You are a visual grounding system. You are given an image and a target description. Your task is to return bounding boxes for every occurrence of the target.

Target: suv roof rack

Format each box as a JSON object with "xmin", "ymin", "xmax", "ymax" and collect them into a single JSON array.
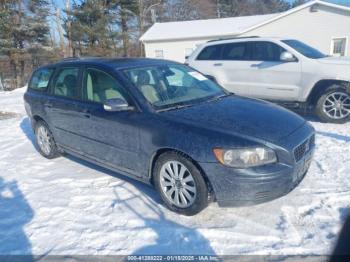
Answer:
[{"xmin": 207, "ymin": 36, "xmax": 259, "ymax": 43}]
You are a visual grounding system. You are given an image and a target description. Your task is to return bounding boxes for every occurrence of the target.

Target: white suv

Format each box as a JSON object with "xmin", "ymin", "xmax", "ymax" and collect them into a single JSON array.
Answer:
[{"xmin": 187, "ymin": 37, "xmax": 350, "ymax": 123}]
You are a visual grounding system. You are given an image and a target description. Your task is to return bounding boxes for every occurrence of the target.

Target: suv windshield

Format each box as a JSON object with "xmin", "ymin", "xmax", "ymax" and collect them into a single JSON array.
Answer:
[
  {"xmin": 282, "ymin": 39, "xmax": 327, "ymax": 59},
  {"xmin": 123, "ymin": 64, "xmax": 226, "ymax": 110}
]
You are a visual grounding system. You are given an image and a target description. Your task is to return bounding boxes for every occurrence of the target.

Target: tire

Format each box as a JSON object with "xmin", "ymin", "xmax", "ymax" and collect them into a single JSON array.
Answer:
[
  {"xmin": 153, "ymin": 152, "xmax": 208, "ymax": 216},
  {"xmin": 34, "ymin": 120, "xmax": 60, "ymax": 159},
  {"xmin": 315, "ymin": 85, "xmax": 350, "ymax": 123}
]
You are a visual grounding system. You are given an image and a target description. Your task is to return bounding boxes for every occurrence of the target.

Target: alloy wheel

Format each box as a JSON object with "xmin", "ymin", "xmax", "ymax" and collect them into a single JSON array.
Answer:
[
  {"xmin": 37, "ymin": 125, "xmax": 52, "ymax": 155},
  {"xmin": 322, "ymin": 91, "xmax": 350, "ymax": 120},
  {"xmin": 159, "ymin": 161, "xmax": 197, "ymax": 208}
]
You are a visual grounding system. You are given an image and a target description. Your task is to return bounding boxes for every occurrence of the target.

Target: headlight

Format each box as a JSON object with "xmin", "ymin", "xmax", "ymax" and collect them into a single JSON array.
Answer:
[{"xmin": 213, "ymin": 147, "xmax": 277, "ymax": 168}]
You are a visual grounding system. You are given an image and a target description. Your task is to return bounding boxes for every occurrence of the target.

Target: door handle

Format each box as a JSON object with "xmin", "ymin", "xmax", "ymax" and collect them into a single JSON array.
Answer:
[
  {"xmin": 250, "ymin": 63, "xmax": 260, "ymax": 68},
  {"xmin": 213, "ymin": 63, "xmax": 222, "ymax": 67}
]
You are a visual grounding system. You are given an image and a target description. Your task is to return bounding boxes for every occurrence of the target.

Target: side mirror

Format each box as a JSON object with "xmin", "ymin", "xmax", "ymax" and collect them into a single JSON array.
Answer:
[
  {"xmin": 103, "ymin": 98, "xmax": 134, "ymax": 112},
  {"xmin": 280, "ymin": 51, "xmax": 297, "ymax": 62}
]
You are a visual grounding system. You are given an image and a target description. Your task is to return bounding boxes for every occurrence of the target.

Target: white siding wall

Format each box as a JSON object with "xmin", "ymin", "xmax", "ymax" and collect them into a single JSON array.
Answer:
[
  {"xmin": 241, "ymin": 5, "xmax": 350, "ymax": 56},
  {"xmin": 143, "ymin": 5, "xmax": 350, "ymax": 62},
  {"xmin": 143, "ymin": 38, "xmax": 212, "ymax": 63}
]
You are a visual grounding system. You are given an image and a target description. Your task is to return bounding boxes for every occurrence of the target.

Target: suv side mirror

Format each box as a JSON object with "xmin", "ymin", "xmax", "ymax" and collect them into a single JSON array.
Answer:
[
  {"xmin": 280, "ymin": 51, "xmax": 297, "ymax": 62},
  {"xmin": 103, "ymin": 98, "xmax": 134, "ymax": 112}
]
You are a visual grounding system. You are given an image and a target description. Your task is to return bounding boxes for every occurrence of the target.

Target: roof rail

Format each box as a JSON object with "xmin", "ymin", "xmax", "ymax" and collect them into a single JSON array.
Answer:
[
  {"xmin": 58, "ymin": 57, "xmax": 80, "ymax": 62},
  {"xmin": 58, "ymin": 56, "xmax": 103, "ymax": 62},
  {"xmin": 207, "ymin": 36, "xmax": 259, "ymax": 43}
]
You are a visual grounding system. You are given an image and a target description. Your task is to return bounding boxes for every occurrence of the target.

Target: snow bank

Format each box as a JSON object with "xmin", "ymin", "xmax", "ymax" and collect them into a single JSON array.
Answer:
[{"xmin": 0, "ymin": 88, "xmax": 349, "ymax": 255}]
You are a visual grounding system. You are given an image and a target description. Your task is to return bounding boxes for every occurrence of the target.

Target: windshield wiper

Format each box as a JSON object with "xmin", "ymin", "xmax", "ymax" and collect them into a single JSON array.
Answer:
[
  {"xmin": 157, "ymin": 103, "xmax": 194, "ymax": 112},
  {"xmin": 206, "ymin": 93, "xmax": 231, "ymax": 103}
]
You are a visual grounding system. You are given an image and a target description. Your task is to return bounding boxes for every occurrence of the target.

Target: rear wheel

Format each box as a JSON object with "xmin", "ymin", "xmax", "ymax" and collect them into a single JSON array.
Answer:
[
  {"xmin": 154, "ymin": 152, "xmax": 208, "ymax": 216},
  {"xmin": 35, "ymin": 121, "xmax": 60, "ymax": 159},
  {"xmin": 315, "ymin": 85, "xmax": 350, "ymax": 123}
]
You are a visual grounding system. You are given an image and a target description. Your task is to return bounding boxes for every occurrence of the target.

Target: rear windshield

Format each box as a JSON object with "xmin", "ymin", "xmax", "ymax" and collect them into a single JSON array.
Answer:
[{"xmin": 29, "ymin": 68, "xmax": 54, "ymax": 91}]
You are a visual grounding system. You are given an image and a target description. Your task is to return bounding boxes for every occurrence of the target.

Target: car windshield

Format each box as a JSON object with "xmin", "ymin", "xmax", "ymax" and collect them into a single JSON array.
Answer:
[
  {"xmin": 282, "ymin": 39, "xmax": 327, "ymax": 59},
  {"xmin": 123, "ymin": 64, "xmax": 226, "ymax": 110}
]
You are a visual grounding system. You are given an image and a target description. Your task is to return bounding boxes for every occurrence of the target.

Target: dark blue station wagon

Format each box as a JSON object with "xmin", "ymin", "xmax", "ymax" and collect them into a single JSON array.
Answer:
[{"xmin": 24, "ymin": 58, "xmax": 315, "ymax": 215}]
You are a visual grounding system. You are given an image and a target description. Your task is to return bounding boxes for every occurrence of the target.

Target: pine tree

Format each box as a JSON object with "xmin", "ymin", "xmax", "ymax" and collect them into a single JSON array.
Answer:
[
  {"xmin": 27, "ymin": 0, "xmax": 52, "ymax": 67},
  {"xmin": 64, "ymin": 0, "xmax": 117, "ymax": 56},
  {"xmin": 0, "ymin": 0, "xmax": 52, "ymax": 88}
]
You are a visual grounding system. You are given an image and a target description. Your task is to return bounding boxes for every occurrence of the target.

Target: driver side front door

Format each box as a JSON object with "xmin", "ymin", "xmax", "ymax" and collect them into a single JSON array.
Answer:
[{"xmin": 73, "ymin": 67, "xmax": 143, "ymax": 177}]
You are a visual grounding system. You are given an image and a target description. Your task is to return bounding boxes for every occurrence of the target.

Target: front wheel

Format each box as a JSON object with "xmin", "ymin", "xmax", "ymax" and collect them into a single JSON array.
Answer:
[
  {"xmin": 315, "ymin": 86, "xmax": 350, "ymax": 123},
  {"xmin": 154, "ymin": 152, "xmax": 208, "ymax": 216},
  {"xmin": 35, "ymin": 121, "xmax": 60, "ymax": 159}
]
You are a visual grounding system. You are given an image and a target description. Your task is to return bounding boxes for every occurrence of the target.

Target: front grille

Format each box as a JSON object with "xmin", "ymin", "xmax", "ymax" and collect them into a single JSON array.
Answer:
[{"xmin": 293, "ymin": 134, "xmax": 315, "ymax": 162}]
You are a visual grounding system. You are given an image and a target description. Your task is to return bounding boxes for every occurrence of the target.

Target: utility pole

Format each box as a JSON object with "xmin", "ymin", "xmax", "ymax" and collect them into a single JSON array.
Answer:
[
  {"xmin": 66, "ymin": 0, "xmax": 73, "ymax": 57},
  {"xmin": 138, "ymin": 1, "xmax": 162, "ymax": 57}
]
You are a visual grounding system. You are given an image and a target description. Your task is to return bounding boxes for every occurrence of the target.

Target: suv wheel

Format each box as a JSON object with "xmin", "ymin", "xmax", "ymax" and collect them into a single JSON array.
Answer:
[
  {"xmin": 35, "ymin": 121, "xmax": 60, "ymax": 159},
  {"xmin": 154, "ymin": 152, "xmax": 208, "ymax": 216},
  {"xmin": 315, "ymin": 85, "xmax": 350, "ymax": 123}
]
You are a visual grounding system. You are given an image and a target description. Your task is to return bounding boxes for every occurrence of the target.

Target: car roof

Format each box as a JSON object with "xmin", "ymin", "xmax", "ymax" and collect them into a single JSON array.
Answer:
[
  {"xmin": 40, "ymin": 57, "xmax": 180, "ymax": 70},
  {"xmin": 204, "ymin": 36, "xmax": 288, "ymax": 46}
]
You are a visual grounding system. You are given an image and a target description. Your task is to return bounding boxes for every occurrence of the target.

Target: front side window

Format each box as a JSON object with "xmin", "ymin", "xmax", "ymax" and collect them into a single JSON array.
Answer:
[
  {"xmin": 250, "ymin": 41, "xmax": 286, "ymax": 61},
  {"xmin": 222, "ymin": 42, "xmax": 249, "ymax": 60},
  {"xmin": 29, "ymin": 68, "xmax": 54, "ymax": 91},
  {"xmin": 282, "ymin": 39, "xmax": 326, "ymax": 59},
  {"xmin": 53, "ymin": 68, "xmax": 79, "ymax": 98},
  {"xmin": 124, "ymin": 64, "xmax": 225, "ymax": 109},
  {"xmin": 197, "ymin": 44, "xmax": 223, "ymax": 60},
  {"xmin": 84, "ymin": 68, "xmax": 127, "ymax": 104}
]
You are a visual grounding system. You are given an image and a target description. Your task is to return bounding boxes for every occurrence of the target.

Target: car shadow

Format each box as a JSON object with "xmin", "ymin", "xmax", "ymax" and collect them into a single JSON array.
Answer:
[
  {"xmin": 316, "ymin": 131, "xmax": 350, "ymax": 143},
  {"xmin": 0, "ymin": 177, "xmax": 34, "ymax": 260},
  {"xmin": 19, "ymin": 117, "xmax": 216, "ymax": 255},
  {"xmin": 20, "ymin": 117, "xmax": 38, "ymax": 150},
  {"xmin": 19, "ymin": 117, "xmax": 163, "ymax": 205},
  {"xmin": 112, "ymin": 183, "xmax": 216, "ymax": 255}
]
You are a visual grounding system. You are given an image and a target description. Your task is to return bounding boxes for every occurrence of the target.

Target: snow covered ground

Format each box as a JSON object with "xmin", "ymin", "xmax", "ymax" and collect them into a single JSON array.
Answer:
[{"xmin": 0, "ymin": 87, "xmax": 349, "ymax": 256}]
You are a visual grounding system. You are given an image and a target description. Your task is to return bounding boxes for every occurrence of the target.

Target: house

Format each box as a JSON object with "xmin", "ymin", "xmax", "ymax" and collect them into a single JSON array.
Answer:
[{"xmin": 140, "ymin": 0, "xmax": 350, "ymax": 62}]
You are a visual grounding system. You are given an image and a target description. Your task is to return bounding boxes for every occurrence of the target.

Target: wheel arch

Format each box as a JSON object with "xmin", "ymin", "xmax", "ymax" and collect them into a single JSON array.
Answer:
[
  {"xmin": 148, "ymin": 148, "xmax": 215, "ymax": 200},
  {"xmin": 31, "ymin": 115, "xmax": 47, "ymax": 131},
  {"xmin": 307, "ymin": 79, "xmax": 350, "ymax": 106}
]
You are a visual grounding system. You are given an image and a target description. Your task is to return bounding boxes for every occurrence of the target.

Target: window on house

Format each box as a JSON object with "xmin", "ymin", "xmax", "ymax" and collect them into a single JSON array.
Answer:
[
  {"xmin": 332, "ymin": 38, "xmax": 347, "ymax": 57},
  {"xmin": 155, "ymin": 50, "xmax": 164, "ymax": 58}
]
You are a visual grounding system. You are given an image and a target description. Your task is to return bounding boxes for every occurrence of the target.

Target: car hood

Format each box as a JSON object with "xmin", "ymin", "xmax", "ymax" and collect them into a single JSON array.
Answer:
[
  {"xmin": 318, "ymin": 56, "xmax": 350, "ymax": 65},
  {"xmin": 161, "ymin": 96, "xmax": 306, "ymax": 143}
]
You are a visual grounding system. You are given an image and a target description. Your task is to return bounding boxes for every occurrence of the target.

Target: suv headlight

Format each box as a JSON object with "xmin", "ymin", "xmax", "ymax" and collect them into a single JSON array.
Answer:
[{"xmin": 213, "ymin": 147, "xmax": 277, "ymax": 168}]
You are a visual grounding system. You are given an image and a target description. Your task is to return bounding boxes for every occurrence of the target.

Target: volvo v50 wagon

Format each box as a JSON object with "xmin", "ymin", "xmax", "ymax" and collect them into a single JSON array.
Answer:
[{"xmin": 24, "ymin": 58, "xmax": 315, "ymax": 215}]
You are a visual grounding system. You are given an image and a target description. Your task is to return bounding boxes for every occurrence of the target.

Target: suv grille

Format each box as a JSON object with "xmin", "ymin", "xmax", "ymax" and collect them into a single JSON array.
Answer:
[{"xmin": 294, "ymin": 134, "xmax": 315, "ymax": 162}]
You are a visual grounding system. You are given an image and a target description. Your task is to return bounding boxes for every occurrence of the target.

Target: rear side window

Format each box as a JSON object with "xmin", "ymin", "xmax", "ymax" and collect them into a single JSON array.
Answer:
[
  {"xmin": 250, "ymin": 41, "xmax": 286, "ymax": 61},
  {"xmin": 196, "ymin": 44, "xmax": 223, "ymax": 60},
  {"xmin": 222, "ymin": 42, "xmax": 249, "ymax": 60},
  {"xmin": 53, "ymin": 68, "xmax": 80, "ymax": 99},
  {"xmin": 29, "ymin": 68, "xmax": 54, "ymax": 91}
]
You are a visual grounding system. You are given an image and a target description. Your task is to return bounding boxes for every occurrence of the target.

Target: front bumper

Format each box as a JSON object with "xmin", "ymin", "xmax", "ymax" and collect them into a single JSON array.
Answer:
[
  {"xmin": 200, "ymin": 124, "xmax": 315, "ymax": 207},
  {"xmin": 201, "ymin": 149, "xmax": 313, "ymax": 207}
]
